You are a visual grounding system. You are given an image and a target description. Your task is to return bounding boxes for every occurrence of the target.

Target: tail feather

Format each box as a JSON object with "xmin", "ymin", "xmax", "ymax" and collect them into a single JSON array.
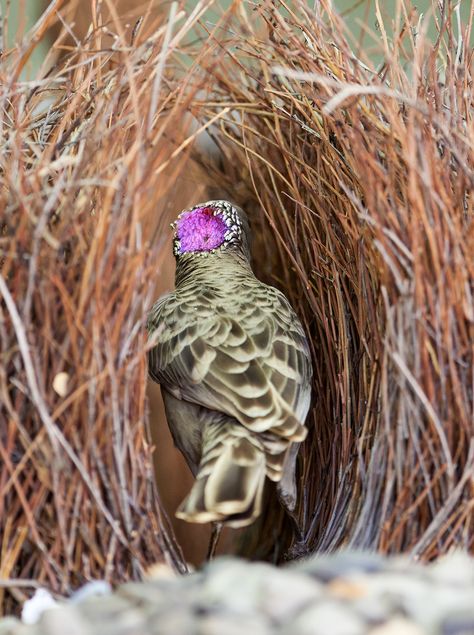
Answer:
[
  {"xmin": 176, "ymin": 436, "xmax": 266, "ymax": 528},
  {"xmin": 175, "ymin": 477, "xmax": 220, "ymax": 524},
  {"xmin": 207, "ymin": 438, "xmax": 266, "ymax": 514}
]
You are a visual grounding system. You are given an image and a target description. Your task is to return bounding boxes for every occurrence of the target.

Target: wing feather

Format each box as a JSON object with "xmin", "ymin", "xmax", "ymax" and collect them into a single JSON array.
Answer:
[{"xmin": 148, "ymin": 283, "xmax": 312, "ymax": 455}]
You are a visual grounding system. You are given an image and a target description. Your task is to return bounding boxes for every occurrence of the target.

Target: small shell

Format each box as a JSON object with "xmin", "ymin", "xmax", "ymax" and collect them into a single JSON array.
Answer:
[{"xmin": 52, "ymin": 372, "xmax": 69, "ymax": 397}]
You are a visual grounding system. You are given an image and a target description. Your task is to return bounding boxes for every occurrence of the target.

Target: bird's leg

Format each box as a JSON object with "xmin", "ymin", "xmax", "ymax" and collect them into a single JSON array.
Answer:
[{"xmin": 207, "ymin": 522, "xmax": 223, "ymax": 561}]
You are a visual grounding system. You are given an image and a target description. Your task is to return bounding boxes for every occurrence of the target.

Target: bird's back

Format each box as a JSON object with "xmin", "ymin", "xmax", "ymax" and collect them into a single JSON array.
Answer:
[
  {"xmin": 148, "ymin": 260, "xmax": 311, "ymax": 526},
  {"xmin": 149, "ymin": 262, "xmax": 311, "ymax": 433}
]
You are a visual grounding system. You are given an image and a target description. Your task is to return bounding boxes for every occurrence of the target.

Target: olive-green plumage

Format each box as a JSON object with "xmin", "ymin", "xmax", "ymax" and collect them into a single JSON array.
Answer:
[{"xmin": 147, "ymin": 200, "xmax": 312, "ymax": 528}]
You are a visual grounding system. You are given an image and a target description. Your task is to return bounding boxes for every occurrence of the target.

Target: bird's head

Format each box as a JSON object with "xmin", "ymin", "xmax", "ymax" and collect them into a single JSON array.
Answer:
[{"xmin": 171, "ymin": 200, "xmax": 250, "ymax": 260}]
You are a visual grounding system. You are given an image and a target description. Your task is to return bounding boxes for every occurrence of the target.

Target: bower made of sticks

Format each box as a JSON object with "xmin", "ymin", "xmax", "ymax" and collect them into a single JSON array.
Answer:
[{"xmin": 0, "ymin": 0, "xmax": 473, "ymax": 616}]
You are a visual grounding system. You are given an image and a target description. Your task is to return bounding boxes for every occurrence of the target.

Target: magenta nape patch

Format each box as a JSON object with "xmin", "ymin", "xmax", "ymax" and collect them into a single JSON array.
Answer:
[{"xmin": 176, "ymin": 207, "xmax": 228, "ymax": 253}]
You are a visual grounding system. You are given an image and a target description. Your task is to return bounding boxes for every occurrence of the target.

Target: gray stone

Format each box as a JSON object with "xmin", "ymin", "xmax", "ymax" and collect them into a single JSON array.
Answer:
[
  {"xmin": 440, "ymin": 613, "xmax": 474, "ymax": 635},
  {"xmin": 198, "ymin": 613, "xmax": 271, "ymax": 635},
  {"xmin": 201, "ymin": 559, "xmax": 322, "ymax": 621},
  {"xmin": 297, "ymin": 552, "xmax": 387, "ymax": 582},
  {"xmin": 257, "ymin": 568, "xmax": 323, "ymax": 621},
  {"xmin": 148, "ymin": 609, "xmax": 196, "ymax": 635},
  {"xmin": 117, "ymin": 580, "xmax": 170, "ymax": 605},
  {"xmin": 36, "ymin": 606, "xmax": 89, "ymax": 635},
  {"xmin": 282, "ymin": 601, "xmax": 365, "ymax": 635},
  {"xmin": 0, "ymin": 618, "xmax": 23, "ymax": 635},
  {"xmin": 103, "ymin": 609, "xmax": 149, "ymax": 635},
  {"xmin": 0, "ymin": 552, "xmax": 473, "ymax": 635},
  {"xmin": 429, "ymin": 553, "xmax": 474, "ymax": 587},
  {"xmin": 352, "ymin": 593, "xmax": 394, "ymax": 625},
  {"xmin": 70, "ymin": 581, "xmax": 112, "ymax": 604},
  {"xmin": 76, "ymin": 593, "xmax": 138, "ymax": 623},
  {"xmin": 354, "ymin": 572, "xmax": 474, "ymax": 632},
  {"xmin": 200, "ymin": 559, "xmax": 274, "ymax": 613},
  {"xmin": 369, "ymin": 618, "xmax": 425, "ymax": 635}
]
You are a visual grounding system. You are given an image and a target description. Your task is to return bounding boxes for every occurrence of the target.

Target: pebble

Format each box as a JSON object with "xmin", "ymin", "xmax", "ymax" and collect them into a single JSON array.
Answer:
[
  {"xmin": 0, "ymin": 618, "xmax": 22, "ymax": 635},
  {"xmin": 21, "ymin": 591, "xmax": 58, "ymax": 626},
  {"xmin": 200, "ymin": 558, "xmax": 322, "ymax": 621},
  {"xmin": 70, "ymin": 581, "xmax": 111, "ymax": 604},
  {"xmin": 36, "ymin": 606, "xmax": 88, "ymax": 635},
  {"xmin": 298, "ymin": 551, "xmax": 387, "ymax": 581},
  {"xmin": 429, "ymin": 553, "xmax": 474, "ymax": 586},
  {"xmin": 0, "ymin": 552, "xmax": 472, "ymax": 635},
  {"xmin": 199, "ymin": 613, "xmax": 271, "ymax": 635},
  {"xmin": 285, "ymin": 601, "xmax": 365, "ymax": 635},
  {"xmin": 369, "ymin": 618, "xmax": 425, "ymax": 635}
]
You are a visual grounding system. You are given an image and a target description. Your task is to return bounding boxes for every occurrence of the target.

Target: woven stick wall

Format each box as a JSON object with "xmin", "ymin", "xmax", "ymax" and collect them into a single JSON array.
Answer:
[
  {"xmin": 0, "ymin": 1, "xmax": 208, "ymax": 613},
  {"xmin": 191, "ymin": 0, "xmax": 474, "ymax": 559}
]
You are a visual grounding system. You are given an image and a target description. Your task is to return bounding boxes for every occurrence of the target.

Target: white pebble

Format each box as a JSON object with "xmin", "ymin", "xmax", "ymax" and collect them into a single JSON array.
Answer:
[{"xmin": 22, "ymin": 588, "xmax": 59, "ymax": 625}]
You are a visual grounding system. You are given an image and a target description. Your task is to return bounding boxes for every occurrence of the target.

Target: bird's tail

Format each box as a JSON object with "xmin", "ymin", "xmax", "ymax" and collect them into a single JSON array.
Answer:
[{"xmin": 176, "ymin": 421, "xmax": 267, "ymax": 528}]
